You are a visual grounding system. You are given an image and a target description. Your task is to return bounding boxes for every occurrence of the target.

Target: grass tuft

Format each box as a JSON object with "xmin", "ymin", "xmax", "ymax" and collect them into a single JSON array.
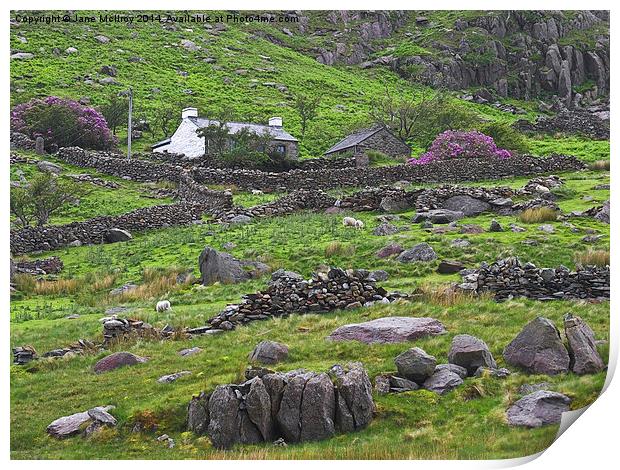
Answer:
[
  {"xmin": 324, "ymin": 241, "xmax": 356, "ymax": 257},
  {"xmin": 574, "ymin": 250, "xmax": 610, "ymax": 267},
  {"xmin": 589, "ymin": 160, "xmax": 610, "ymax": 171},
  {"xmin": 518, "ymin": 207, "xmax": 558, "ymax": 223}
]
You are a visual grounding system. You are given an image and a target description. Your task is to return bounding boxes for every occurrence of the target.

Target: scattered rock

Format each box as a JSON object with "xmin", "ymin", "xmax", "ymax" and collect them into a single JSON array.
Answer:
[
  {"xmin": 376, "ymin": 243, "xmax": 403, "ymax": 258},
  {"xmin": 36, "ymin": 160, "xmax": 62, "ymax": 174},
  {"xmin": 448, "ymin": 334, "xmax": 497, "ymax": 376},
  {"xmin": 451, "ymin": 238, "xmax": 471, "ymax": 248},
  {"xmin": 104, "ymin": 228, "xmax": 132, "ymax": 243},
  {"xmin": 423, "ymin": 369, "xmax": 463, "ymax": 394},
  {"xmin": 394, "ymin": 347, "xmax": 436, "ymax": 383},
  {"xmin": 93, "ymin": 351, "xmax": 147, "ymax": 374},
  {"xmin": 437, "ymin": 260, "xmax": 466, "ymax": 274},
  {"xmin": 538, "ymin": 224, "xmax": 555, "ymax": 233},
  {"xmin": 373, "ymin": 222, "xmax": 399, "ymax": 236},
  {"xmin": 503, "ymin": 317, "xmax": 570, "ymax": 375},
  {"xmin": 158, "ymin": 371, "xmax": 192, "ymax": 383},
  {"xmin": 47, "ymin": 405, "xmax": 115, "ymax": 439},
  {"xmin": 413, "ymin": 209, "xmax": 464, "ymax": 224},
  {"xmin": 249, "ymin": 341, "xmax": 289, "ymax": 365},
  {"xmin": 506, "ymin": 391, "xmax": 571, "ymax": 427},
  {"xmin": 198, "ymin": 246, "xmax": 269, "ymax": 285},
  {"xmin": 328, "ymin": 317, "xmax": 446, "ymax": 344},
  {"xmin": 396, "ymin": 243, "xmax": 437, "ymax": 262},
  {"xmin": 564, "ymin": 314, "xmax": 605, "ymax": 375},
  {"xmin": 473, "ymin": 366, "xmax": 511, "ymax": 378},
  {"xmin": 368, "ymin": 269, "xmax": 389, "ymax": 282},
  {"xmin": 489, "ymin": 219, "xmax": 503, "ymax": 232},
  {"xmin": 442, "ymin": 195, "xmax": 490, "ymax": 216},
  {"xmin": 435, "ymin": 363, "xmax": 468, "ymax": 379},
  {"xmin": 179, "ymin": 347, "xmax": 203, "ymax": 357}
]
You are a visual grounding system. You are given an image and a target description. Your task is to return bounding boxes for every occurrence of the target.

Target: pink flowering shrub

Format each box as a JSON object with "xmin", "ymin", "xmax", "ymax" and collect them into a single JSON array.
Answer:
[
  {"xmin": 408, "ymin": 130, "xmax": 512, "ymax": 165},
  {"xmin": 11, "ymin": 96, "xmax": 117, "ymax": 150}
]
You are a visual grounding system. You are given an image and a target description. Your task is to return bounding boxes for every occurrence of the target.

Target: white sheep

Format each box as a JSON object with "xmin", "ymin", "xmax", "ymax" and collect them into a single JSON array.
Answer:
[
  {"xmin": 354, "ymin": 219, "xmax": 364, "ymax": 230},
  {"xmin": 251, "ymin": 189, "xmax": 264, "ymax": 195},
  {"xmin": 156, "ymin": 300, "xmax": 171, "ymax": 312},
  {"xmin": 342, "ymin": 216, "xmax": 357, "ymax": 228}
]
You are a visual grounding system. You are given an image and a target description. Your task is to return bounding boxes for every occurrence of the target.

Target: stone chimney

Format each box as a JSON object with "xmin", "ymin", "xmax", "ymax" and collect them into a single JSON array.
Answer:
[
  {"xmin": 182, "ymin": 107, "xmax": 198, "ymax": 119},
  {"xmin": 268, "ymin": 117, "xmax": 283, "ymax": 128}
]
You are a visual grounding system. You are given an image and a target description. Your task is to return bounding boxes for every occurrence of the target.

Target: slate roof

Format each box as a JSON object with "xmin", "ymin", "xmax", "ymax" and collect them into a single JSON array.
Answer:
[
  {"xmin": 324, "ymin": 126, "xmax": 383, "ymax": 154},
  {"xmin": 151, "ymin": 137, "xmax": 171, "ymax": 149},
  {"xmin": 188, "ymin": 117, "xmax": 298, "ymax": 142}
]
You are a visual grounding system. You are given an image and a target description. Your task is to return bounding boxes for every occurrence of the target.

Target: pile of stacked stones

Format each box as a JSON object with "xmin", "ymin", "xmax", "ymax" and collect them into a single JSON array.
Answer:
[
  {"xmin": 12, "ymin": 339, "xmax": 99, "ymax": 365},
  {"xmin": 337, "ymin": 186, "xmax": 420, "ymax": 212},
  {"xmin": 375, "ymin": 334, "xmax": 508, "ymax": 395},
  {"xmin": 10, "ymin": 132, "xmax": 36, "ymax": 151},
  {"xmin": 175, "ymin": 171, "xmax": 232, "ymax": 206},
  {"xmin": 201, "ymin": 268, "xmax": 404, "ymax": 333},
  {"xmin": 187, "ymin": 362, "xmax": 374, "ymax": 449},
  {"xmin": 213, "ymin": 190, "xmax": 337, "ymax": 223},
  {"xmin": 67, "ymin": 173, "xmax": 120, "ymax": 189},
  {"xmin": 458, "ymin": 257, "xmax": 610, "ymax": 301},
  {"xmin": 10, "ymin": 152, "xmax": 32, "ymax": 164},
  {"xmin": 582, "ymin": 200, "xmax": 610, "ymax": 224},
  {"xmin": 101, "ymin": 316, "xmax": 173, "ymax": 345},
  {"xmin": 415, "ymin": 185, "xmax": 515, "ymax": 213},
  {"xmin": 12, "ymin": 346, "xmax": 37, "ymax": 365},
  {"xmin": 519, "ymin": 175, "xmax": 564, "ymax": 195},
  {"xmin": 12, "ymin": 256, "xmax": 64, "ymax": 275}
]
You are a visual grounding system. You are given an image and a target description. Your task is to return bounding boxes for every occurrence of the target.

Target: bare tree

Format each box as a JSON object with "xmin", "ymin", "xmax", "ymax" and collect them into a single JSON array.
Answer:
[{"xmin": 294, "ymin": 93, "xmax": 321, "ymax": 139}]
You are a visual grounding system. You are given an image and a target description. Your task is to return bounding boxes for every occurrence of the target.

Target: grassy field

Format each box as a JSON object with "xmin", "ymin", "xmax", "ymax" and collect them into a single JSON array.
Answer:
[{"xmin": 10, "ymin": 152, "xmax": 610, "ymax": 459}]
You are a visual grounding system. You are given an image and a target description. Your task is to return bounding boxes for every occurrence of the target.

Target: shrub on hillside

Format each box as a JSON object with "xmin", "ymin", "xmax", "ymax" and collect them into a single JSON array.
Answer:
[
  {"xmin": 408, "ymin": 130, "xmax": 512, "ymax": 165},
  {"xmin": 518, "ymin": 207, "xmax": 558, "ymax": 223},
  {"xmin": 479, "ymin": 122, "xmax": 530, "ymax": 155},
  {"xmin": 10, "ymin": 96, "xmax": 117, "ymax": 151}
]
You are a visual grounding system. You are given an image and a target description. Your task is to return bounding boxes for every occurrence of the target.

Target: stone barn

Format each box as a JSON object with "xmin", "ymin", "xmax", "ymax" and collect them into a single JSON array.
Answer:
[
  {"xmin": 152, "ymin": 107, "xmax": 299, "ymax": 159},
  {"xmin": 324, "ymin": 126, "xmax": 411, "ymax": 162}
]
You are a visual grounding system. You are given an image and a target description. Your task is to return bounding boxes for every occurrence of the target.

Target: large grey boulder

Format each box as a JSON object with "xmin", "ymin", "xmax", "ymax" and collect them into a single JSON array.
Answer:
[
  {"xmin": 327, "ymin": 316, "xmax": 446, "ymax": 344},
  {"xmin": 442, "ymin": 195, "xmax": 491, "ymax": 216},
  {"xmin": 277, "ymin": 372, "xmax": 312, "ymax": 443},
  {"xmin": 594, "ymin": 200, "xmax": 610, "ymax": 224},
  {"xmin": 208, "ymin": 384, "xmax": 261, "ymax": 449},
  {"xmin": 199, "ymin": 246, "xmax": 269, "ymax": 285},
  {"xmin": 380, "ymin": 196, "xmax": 412, "ymax": 213},
  {"xmin": 187, "ymin": 392, "xmax": 210, "ymax": 435},
  {"xmin": 435, "ymin": 363, "xmax": 468, "ymax": 379},
  {"xmin": 396, "ymin": 243, "xmax": 437, "ymax": 263},
  {"xmin": 373, "ymin": 222, "xmax": 399, "ymax": 236},
  {"xmin": 564, "ymin": 314, "xmax": 605, "ymax": 375},
  {"xmin": 331, "ymin": 362, "xmax": 374, "ymax": 432},
  {"xmin": 47, "ymin": 405, "xmax": 115, "ymax": 438},
  {"xmin": 503, "ymin": 317, "xmax": 570, "ymax": 375},
  {"xmin": 423, "ymin": 369, "xmax": 463, "ymax": 394},
  {"xmin": 394, "ymin": 347, "xmax": 437, "ymax": 383},
  {"xmin": 93, "ymin": 351, "xmax": 147, "ymax": 374},
  {"xmin": 248, "ymin": 341, "xmax": 289, "ymax": 365},
  {"xmin": 300, "ymin": 373, "xmax": 336, "ymax": 442},
  {"xmin": 506, "ymin": 390, "xmax": 571, "ymax": 427},
  {"xmin": 448, "ymin": 334, "xmax": 497, "ymax": 376},
  {"xmin": 104, "ymin": 228, "xmax": 132, "ymax": 243},
  {"xmin": 413, "ymin": 209, "xmax": 464, "ymax": 224},
  {"xmin": 36, "ymin": 160, "xmax": 62, "ymax": 174}
]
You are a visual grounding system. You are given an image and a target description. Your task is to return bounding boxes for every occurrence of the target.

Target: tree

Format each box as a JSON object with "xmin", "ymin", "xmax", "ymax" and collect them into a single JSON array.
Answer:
[
  {"xmin": 370, "ymin": 87, "xmax": 482, "ymax": 149},
  {"xmin": 100, "ymin": 94, "xmax": 129, "ymax": 135},
  {"xmin": 294, "ymin": 93, "xmax": 321, "ymax": 140},
  {"xmin": 10, "ymin": 173, "xmax": 87, "ymax": 228},
  {"xmin": 196, "ymin": 120, "xmax": 231, "ymax": 158},
  {"xmin": 153, "ymin": 105, "xmax": 178, "ymax": 138}
]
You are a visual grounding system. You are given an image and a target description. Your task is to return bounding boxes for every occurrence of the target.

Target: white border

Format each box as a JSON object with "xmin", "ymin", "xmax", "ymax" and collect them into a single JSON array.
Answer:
[{"xmin": 2, "ymin": 1, "xmax": 618, "ymax": 468}]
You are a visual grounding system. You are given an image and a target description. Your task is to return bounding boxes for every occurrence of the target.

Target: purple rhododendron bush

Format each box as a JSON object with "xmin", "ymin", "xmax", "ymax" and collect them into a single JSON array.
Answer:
[
  {"xmin": 11, "ymin": 96, "xmax": 117, "ymax": 150},
  {"xmin": 409, "ymin": 130, "xmax": 512, "ymax": 165}
]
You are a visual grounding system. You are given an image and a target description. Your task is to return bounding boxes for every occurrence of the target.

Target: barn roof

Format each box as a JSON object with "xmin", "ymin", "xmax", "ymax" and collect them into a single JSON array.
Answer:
[{"xmin": 323, "ymin": 126, "xmax": 384, "ymax": 154}]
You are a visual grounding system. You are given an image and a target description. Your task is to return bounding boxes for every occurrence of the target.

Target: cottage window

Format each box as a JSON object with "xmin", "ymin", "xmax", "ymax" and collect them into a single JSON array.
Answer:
[{"xmin": 276, "ymin": 144, "xmax": 286, "ymax": 154}]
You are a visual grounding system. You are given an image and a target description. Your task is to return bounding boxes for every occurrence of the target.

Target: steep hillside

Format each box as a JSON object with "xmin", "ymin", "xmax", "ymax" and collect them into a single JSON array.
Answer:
[{"xmin": 10, "ymin": 10, "xmax": 556, "ymax": 157}]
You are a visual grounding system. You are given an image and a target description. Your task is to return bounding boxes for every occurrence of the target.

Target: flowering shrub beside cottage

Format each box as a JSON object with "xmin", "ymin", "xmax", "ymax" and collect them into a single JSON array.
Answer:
[
  {"xmin": 408, "ymin": 130, "xmax": 512, "ymax": 165},
  {"xmin": 10, "ymin": 96, "xmax": 117, "ymax": 151}
]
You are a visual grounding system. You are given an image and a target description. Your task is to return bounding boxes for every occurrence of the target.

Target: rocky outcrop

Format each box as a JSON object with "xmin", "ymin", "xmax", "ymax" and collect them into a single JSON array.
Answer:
[
  {"xmin": 47, "ymin": 405, "xmax": 116, "ymax": 438},
  {"xmin": 506, "ymin": 391, "xmax": 571, "ymax": 427},
  {"xmin": 187, "ymin": 363, "xmax": 374, "ymax": 449},
  {"xmin": 92, "ymin": 351, "xmax": 148, "ymax": 374},
  {"xmin": 503, "ymin": 317, "xmax": 570, "ymax": 375},
  {"xmin": 13, "ymin": 256, "xmax": 63, "ymax": 275},
  {"xmin": 248, "ymin": 341, "xmax": 289, "ymax": 365},
  {"xmin": 458, "ymin": 257, "xmax": 610, "ymax": 301},
  {"xmin": 327, "ymin": 316, "xmax": 446, "ymax": 344}
]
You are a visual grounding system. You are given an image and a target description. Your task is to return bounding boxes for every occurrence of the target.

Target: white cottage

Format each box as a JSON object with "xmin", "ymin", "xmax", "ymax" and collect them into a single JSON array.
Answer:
[{"xmin": 152, "ymin": 107, "xmax": 299, "ymax": 159}]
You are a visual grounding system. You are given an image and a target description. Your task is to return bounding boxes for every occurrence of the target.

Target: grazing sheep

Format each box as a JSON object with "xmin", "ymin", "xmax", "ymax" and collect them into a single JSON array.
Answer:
[
  {"xmin": 343, "ymin": 216, "xmax": 357, "ymax": 228},
  {"xmin": 156, "ymin": 300, "xmax": 171, "ymax": 312},
  {"xmin": 251, "ymin": 189, "xmax": 264, "ymax": 195},
  {"xmin": 354, "ymin": 219, "xmax": 365, "ymax": 230}
]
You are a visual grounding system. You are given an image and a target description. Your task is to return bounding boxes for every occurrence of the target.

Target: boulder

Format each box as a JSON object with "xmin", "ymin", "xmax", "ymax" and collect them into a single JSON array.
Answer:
[
  {"xmin": 442, "ymin": 195, "xmax": 491, "ymax": 216},
  {"xmin": 327, "ymin": 316, "xmax": 446, "ymax": 344},
  {"xmin": 376, "ymin": 243, "xmax": 403, "ymax": 258},
  {"xmin": 396, "ymin": 243, "xmax": 437, "ymax": 263},
  {"xmin": 198, "ymin": 246, "xmax": 269, "ymax": 285},
  {"xmin": 93, "ymin": 351, "xmax": 147, "ymax": 374},
  {"xmin": 435, "ymin": 363, "xmax": 468, "ymax": 379},
  {"xmin": 473, "ymin": 366, "xmax": 511, "ymax": 378},
  {"xmin": 380, "ymin": 196, "xmax": 412, "ymax": 212},
  {"xmin": 594, "ymin": 200, "xmax": 610, "ymax": 224},
  {"xmin": 489, "ymin": 219, "xmax": 504, "ymax": 232},
  {"xmin": 208, "ymin": 385, "xmax": 260, "ymax": 449},
  {"xmin": 448, "ymin": 334, "xmax": 497, "ymax": 376},
  {"xmin": 413, "ymin": 209, "xmax": 464, "ymax": 224},
  {"xmin": 373, "ymin": 222, "xmax": 399, "ymax": 236},
  {"xmin": 331, "ymin": 363, "xmax": 374, "ymax": 432},
  {"xmin": 249, "ymin": 341, "xmax": 289, "ymax": 365},
  {"xmin": 388, "ymin": 376, "xmax": 419, "ymax": 392},
  {"xmin": 300, "ymin": 373, "xmax": 336, "ymax": 442},
  {"xmin": 506, "ymin": 390, "xmax": 571, "ymax": 427},
  {"xmin": 47, "ymin": 405, "xmax": 115, "ymax": 438},
  {"xmin": 503, "ymin": 317, "xmax": 570, "ymax": 375},
  {"xmin": 460, "ymin": 224, "xmax": 485, "ymax": 234},
  {"xmin": 179, "ymin": 347, "xmax": 203, "ymax": 357},
  {"xmin": 36, "ymin": 160, "xmax": 62, "ymax": 174},
  {"xmin": 229, "ymin": 214, "xmax": 252, "ymax": 224},
  {"xmin": 437, "ymin": 260, "xmax": 466, "ymax": 274},
  {"xmin": 104, "ymin": 228, "xmax": 132, "ymax": 243},
  {"xmin": 423, "ymin": 369, "xmax": 463, "ymax": 394},
  {"xmin": 564, "ymin": 314, "xmax": 605, "ymax": 375},
  {"xmin": 394, "ymin": 347, "xmax": 437, "ymax": 383},
  {"xmin": 368, "ymin": 269, "xmax": 389, "ymax": 282},
  {"xmin": 277, "ymin": 372, "xmax": 314, "ymax": 443}
]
